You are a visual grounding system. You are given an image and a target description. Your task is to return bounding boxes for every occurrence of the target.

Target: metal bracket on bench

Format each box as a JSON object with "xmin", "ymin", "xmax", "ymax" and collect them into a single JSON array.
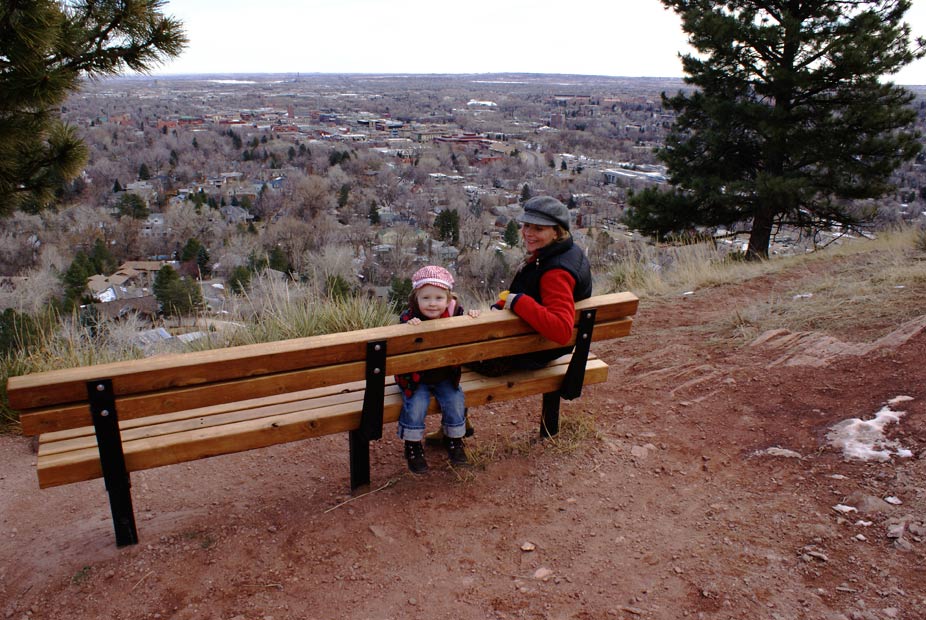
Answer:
[
  {"xmin": 560, "ymin": 308, "xmax": 596, "ymax": 401},
  {"xmin": 87, "ymin": 379, "xmax": 138, "ymax": 547},
  {"xmin": 349, "ymin": 339, "xmax": 387, "ymax": 491},
  {"xmin": 359, "ymin": 340, "xmax": 387, "ymax": 441}
]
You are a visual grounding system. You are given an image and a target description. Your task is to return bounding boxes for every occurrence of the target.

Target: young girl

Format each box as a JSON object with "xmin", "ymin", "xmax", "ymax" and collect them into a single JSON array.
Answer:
[{"xmin": 395, "ymin": 265, "xmax": 479, "ymax": 473}]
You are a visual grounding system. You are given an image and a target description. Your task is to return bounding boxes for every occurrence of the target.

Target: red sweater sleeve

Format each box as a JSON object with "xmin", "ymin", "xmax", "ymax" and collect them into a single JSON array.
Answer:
[{"xmin": 509, "ymin": 269, "xmax": 576, "ymax": 345}]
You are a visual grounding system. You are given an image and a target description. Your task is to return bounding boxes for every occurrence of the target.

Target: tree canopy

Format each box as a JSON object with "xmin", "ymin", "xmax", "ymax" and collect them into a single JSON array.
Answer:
[
  {"xmin": 180, "ymin": 238, "xmax": 210, "ymax": 277},
  {"xmin": 434, "ymin": 209, "xmax": 460, "ymax": 245},
  {"xmin": 153, "ymin": 265, "xmax": 203, "ymax": 319},
  {"xmin": 503, "ymin": 219, "xmax": 520, "ymax": 246},
  {"xmin": 0, "ymin": 0, "xmax": 186, "ymax": 216},
  {"xmin": 116, "ymin": 193, "xmax": 149, "ymax": 219},
  {"xmin": 625, "ymin": 0, "xmax": 925, "ymax": 259}
]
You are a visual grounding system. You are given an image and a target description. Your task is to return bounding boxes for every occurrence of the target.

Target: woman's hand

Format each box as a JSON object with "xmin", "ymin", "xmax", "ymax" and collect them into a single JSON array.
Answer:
[
  {"xmin": 492, "ymin": 290, "xmax": 519, "ymax": 311},
  {"xmin": 491, "ymin": 290, "xmax": 513, "ymax": 310}
]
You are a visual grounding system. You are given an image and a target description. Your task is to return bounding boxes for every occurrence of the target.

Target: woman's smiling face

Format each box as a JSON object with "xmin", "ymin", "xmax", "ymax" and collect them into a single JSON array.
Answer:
[{"xmin": 520, "ymin": 222, "xmax": 557, "ymax": 253}]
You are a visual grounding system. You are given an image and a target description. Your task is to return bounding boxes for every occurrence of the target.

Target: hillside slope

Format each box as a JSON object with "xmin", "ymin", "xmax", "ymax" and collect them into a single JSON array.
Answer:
[{"xmin": 1, "ymin": 249, "xmax": 924, "ymax": 620}]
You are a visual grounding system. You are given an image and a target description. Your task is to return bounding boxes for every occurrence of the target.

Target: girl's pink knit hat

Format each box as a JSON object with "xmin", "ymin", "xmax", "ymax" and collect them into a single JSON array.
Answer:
[{"xmin": 411, "ymin": 265, "xmax": 454, "ymax": 291}]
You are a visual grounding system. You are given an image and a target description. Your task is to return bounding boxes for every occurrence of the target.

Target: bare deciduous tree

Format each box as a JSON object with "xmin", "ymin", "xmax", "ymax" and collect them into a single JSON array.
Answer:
[{"xmin": 288, "ymin": 174, "xmax": 333, "ymax": 220}]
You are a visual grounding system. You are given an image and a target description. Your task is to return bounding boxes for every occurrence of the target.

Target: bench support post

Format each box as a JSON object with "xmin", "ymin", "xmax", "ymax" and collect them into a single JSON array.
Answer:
[
  {"xmin": 87, "ymin": 379, "xmax": 138, "ymax": 547},
  {"xmin": 541, "ymin": 392, "xmax": 560, "ymax": 438},
  {"xmin": 348, "ymin": 431, "xmax": 371, "ymax": 491},
  {"xmin": 350, "ymin": 340, "xmax": 387, "ymax": 491},
  {"xmin": 561, "ymin": 309, "xmax": 596, "ymax": 400},
  {"xmin": 542, "ymin": 309, "xmax": 597, "ymax": 438}
]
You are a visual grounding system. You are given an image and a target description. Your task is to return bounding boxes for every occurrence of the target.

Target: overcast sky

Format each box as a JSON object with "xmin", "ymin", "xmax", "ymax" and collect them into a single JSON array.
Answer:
[{"xmin": 156, "ymin": 1, "xmax": 926, "ymax": 85}]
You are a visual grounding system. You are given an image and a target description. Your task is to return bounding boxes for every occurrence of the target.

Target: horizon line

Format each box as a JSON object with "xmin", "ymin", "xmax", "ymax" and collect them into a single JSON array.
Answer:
[{"xmin": 117, "ymin": 70, "xmax": 925, "ymax": 87}]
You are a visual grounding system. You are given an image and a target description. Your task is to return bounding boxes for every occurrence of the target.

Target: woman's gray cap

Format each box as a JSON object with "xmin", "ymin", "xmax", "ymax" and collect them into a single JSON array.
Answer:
[{"xmin": 517, "ymin": 196, "xmax": 570, "ymax": 230}]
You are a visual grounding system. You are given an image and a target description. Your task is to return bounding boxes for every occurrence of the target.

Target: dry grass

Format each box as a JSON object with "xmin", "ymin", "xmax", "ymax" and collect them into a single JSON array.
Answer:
[
  {"xmin": 460, "ymin": 410, "xmax": 601, "ymax": 476},
  {"xmin": 189, "ymin": 273, "xmax": 396, "ymax": 349},
  {"xmin": 605, "ymin": 227, "xmax": 926, "ymax": 344},
  {"xmin": 4, "ymin": 226, "xmax": 924, "ymax": 431},
  {"xmin": 711, "ymin": 228, "xmax": 926, "ymax": 342},
  {"xmin": 0, "ymin": 287, "xmax": 396, "ymax": 429},
  {"xmin": 605, "ymin": 240, "xmax": 780, "ymax": 298}
]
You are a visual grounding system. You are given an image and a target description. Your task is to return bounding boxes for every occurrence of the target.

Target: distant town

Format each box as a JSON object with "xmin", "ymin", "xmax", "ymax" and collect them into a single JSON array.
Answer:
[{"xmin": 1, "ymin": 73, "xmax": 924, "ymax": 334}]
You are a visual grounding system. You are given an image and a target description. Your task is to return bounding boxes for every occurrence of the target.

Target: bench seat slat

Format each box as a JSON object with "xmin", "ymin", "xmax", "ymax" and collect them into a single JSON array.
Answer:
[
  {"xmin": 39, "ymin": 382, "xmax": 378, "ymax": 455},
  {"xmin": 9, "ymin": 293, "xmax": 637, "ymax": 411},
  {"xmin": 39, "ymin": 379, "xmax": 370, "ymax": 444},
  {"xmin": 36, "ymin": 357, "xmax": 609, "ymax": 488}
]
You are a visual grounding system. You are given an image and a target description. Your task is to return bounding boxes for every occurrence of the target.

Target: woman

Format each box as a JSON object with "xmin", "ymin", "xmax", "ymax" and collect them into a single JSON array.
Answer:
[
  {"xmin": 426, "ymin": 196, "xmax": 592, "ymax": 445},
  {"xmin": 473, "ymin": 195, "xmax": 593, "ymax": 375}
]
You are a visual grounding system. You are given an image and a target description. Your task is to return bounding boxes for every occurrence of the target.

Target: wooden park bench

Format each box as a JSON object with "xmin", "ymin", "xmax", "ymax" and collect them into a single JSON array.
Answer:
[{"xmin": 6, "ymin": 292, "xmax": 638, "ymax": 547}]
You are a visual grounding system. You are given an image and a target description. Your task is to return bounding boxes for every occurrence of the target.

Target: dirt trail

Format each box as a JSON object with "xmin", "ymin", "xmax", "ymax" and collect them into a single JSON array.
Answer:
[{"xmin": 1, "ymin": 262, "xmax": 924, "ymax": 620}]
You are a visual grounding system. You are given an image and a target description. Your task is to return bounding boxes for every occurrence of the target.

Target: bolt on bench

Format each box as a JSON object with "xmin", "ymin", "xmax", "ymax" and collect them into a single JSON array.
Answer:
[{"xmin": 7, "ymin": 292, "xmax": 638, "ymax": 547}]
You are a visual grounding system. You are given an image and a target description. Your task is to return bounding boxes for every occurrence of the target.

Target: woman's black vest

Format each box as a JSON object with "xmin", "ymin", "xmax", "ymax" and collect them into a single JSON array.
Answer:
[
  {"xmin": 506, "ymin": 237, "xmax": 592, "ymax": 367},
  {"xmin": 509, "ymin": 237, "xmax": 592, "ymax": 303}
]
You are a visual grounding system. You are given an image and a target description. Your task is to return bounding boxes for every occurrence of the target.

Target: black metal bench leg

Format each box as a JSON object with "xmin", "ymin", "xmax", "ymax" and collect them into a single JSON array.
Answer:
[
  {"xmin": 350, "ymin": 340, "xmax": 386, "ymax": 492},
  {"xmin": 87, "ymin": 380, "xmax": 138, "ymax": 547},
  {"xmin": 348, "ymin": 430, "xmax": 371, "ymax": 492},
  {"xmin": 541, "ymin": 391, "xmax": 561, "ymax": 438},
  {"xmin": 106, "ymin": 476, "xmax": 138, "ymax": 547}
]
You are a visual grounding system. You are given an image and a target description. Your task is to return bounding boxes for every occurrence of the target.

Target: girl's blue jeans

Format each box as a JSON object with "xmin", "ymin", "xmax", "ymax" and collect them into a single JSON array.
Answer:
[{"xmin": 397, "ymin": 379, "xmax": 467, "ymax": 442}]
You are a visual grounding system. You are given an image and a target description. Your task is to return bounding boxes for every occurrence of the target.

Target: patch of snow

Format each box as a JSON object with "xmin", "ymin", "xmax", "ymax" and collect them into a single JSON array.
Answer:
[
  {"xmin": 755, "ymin": 447, "xmax": 802, "ymax": 458},
  {"xmin": 826, "ymin": 396, "xmax": 914, "ymax": 461}
]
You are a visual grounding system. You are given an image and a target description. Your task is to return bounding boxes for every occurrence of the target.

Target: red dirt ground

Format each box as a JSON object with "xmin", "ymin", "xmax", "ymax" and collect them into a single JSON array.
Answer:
[{"xmin": 2, "ymin": 258, "xmax": 925, "ymax": 620}]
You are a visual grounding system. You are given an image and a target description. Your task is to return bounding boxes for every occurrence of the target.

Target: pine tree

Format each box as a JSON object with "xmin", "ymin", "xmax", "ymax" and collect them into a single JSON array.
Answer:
[
  {"xmin": 626, "ymin": 0, "xmax": 924, "ymax": 259},
  {"xmin": 61, "ymin": 251, "xmax": 95, "ymax": 308},
  {"xmin": 0, "ymin": 0, "xmax": 186, "ymax": 216},
  {"xmin": 325, "ymin": 274, "xmax": 352, "ymax": 300},
  {"xmin": 179, "ymin": 238, "xmax": 209, "ymax": 276},
  {"xmin": 88, "ymin": 238, "xmax": 117, "ymax": 275},
  {"xmin": 268, "ymin": 247, "xmax": 292, "ymax": 274},
  {"xmin": 389, "ymin": 277, "xmax": 413, "ymax": 312},
  {"xmin": 180, "ymin": 239, "xmax": 201, "ymax": 263},
  {"xmin": 338, "ymin": 184, "xmax": 350, "ymax": 209},
  {"xmin": 116, "ymin": 193, "xmax": 149, "ymax": 219},
  {"xmin": 227, "ymin": 265, "xmax": 252, "ymax": 294},
  {"xmin": 153, "ymin": 265, "xmax": 203, "ymax": 319},
  {"xmin": 434, "ymin": 209, "xmax": 460, "ymax": 245},
  {"xmin": 196, "ymin": 246, "xmax": 211, "ymax": 277},
  {"xmin": 504, "ymin": 220, "xmax": 520, "ymax": 246}
]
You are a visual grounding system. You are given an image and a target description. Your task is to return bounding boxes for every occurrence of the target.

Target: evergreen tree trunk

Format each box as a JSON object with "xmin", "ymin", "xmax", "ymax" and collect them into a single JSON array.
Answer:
[{"xmin": 747, "ymin": 206, "xmax": 774, "ymax": 260}]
